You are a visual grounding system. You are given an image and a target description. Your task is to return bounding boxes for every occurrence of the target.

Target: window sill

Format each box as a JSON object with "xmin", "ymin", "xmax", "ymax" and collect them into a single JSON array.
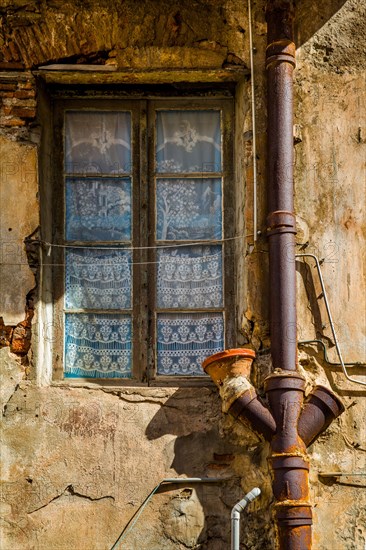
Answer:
[{"xmin": 51, "ymin": 377, "xmax": 215, "ymax": 390}]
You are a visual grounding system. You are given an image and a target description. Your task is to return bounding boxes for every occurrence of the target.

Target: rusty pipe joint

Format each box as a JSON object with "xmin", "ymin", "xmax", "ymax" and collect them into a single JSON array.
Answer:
[
  {"xmin": 270, "ymin": 457, "xmax": 312, "ymax": 548},
  {"xmin": 264, "ymin": 372, "xmax": 313, "ymax": 548},
  {"xmin": 298, "ymin": 385, "xmax": 345, "ymax": 447},
  {"xmin": 203, "ymin": 349, "xmax": 276, "ymax": 441},
  {"xmin": 267, "ymin": 211, "xmax": 297, "ymax": 237},
  {"xmin": 266, "ymin": 39, "xmax": 296, "ymax": 69},
  {"xmin": 264, "ymin": 371, "xmax": 307, "ymax": 454},
  {"xmin": 275, "ymin": 502, "xmax": 312, "ymax": 549}
]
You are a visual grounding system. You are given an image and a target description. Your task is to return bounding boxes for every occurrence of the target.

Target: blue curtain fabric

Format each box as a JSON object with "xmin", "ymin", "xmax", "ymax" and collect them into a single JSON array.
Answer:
[{"xmin": 63, "ymin": 108, "xmax": 224, "ymax": 378}]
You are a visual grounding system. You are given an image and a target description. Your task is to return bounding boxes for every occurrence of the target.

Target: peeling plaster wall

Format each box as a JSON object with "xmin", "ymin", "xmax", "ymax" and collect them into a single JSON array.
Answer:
[
  {"xmin": 0, "ymin": 138, "xmax": 38, "ymax": 325},
  {"xmin": 293, "ymin": 3, "xmax": 366, "ymax": 547},
  {"xmin": 1, "ymin": 350, "xmax": 273, "ymax": 550},
  {"xmin": 1, "ymin": 0, "xmax": 365, "ymax": 549}
]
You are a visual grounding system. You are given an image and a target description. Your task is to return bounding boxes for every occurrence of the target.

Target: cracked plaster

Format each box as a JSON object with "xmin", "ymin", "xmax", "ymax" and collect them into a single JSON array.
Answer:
[{"xmin": 0, "ymin": 0, "xmax": 365, "ymax": 548}]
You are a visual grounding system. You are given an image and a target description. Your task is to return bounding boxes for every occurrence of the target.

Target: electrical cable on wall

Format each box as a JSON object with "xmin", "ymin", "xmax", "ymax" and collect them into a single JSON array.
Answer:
[
  {"xmin": 248, "ymin": 0, "xmax": 258, "ymax": 242},
  {"xmin": 296, "ymin": 253, "xmax": 366, "ymax": 387}
]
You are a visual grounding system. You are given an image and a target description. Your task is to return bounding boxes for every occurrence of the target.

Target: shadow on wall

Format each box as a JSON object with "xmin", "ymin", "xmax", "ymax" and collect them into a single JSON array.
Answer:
[
  {"xmin": 296, "ymin": 260, "xmax": 366, "ymax": 397},
  {"xmin": 294, "ymin": 0, "xmax": 347, "ymax": 46},
  {"xmin": 145, "ymin": 388, "xmax": 273, "ymax": 550}
]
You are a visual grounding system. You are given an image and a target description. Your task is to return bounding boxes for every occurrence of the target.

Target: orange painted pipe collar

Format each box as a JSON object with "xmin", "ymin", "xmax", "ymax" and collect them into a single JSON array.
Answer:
[{"xmin": 202, "ymin": 348, "xmax": 256, "ymax": 371}]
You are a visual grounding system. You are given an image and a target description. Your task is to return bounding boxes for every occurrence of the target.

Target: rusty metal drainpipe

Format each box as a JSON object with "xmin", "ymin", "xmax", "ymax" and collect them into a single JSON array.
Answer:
[
  {"xmin": 203, "ymin": 349, "xmax": 345, "ymax": 549},
  {"xmin": 265, "ymin": 1, "xmax": 312, "ymax": 548},
  {"xmin": 202, "ymin": 2, "xmax": 345, "ymax": 549},
  {"xmin": 266, "ymin": 0, "xmax": 297, "ymax": 374}
]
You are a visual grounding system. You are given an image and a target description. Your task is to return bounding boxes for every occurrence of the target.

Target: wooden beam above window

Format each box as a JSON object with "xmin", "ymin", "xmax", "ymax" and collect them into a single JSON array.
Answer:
[{"xmin": 34, "ymin": 67, "xmax": 249, "ymax": 86}]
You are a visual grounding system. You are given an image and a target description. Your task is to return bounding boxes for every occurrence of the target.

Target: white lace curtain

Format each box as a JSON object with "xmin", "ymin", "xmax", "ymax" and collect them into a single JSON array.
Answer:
[
  {"xmin": 156, "ymin": 110, "xmax": 221, "ymax": 173},
  {"xmin": 63, "ymin": 109, "xmax": 225, "ymax": 378},
  {"xmin": 64, "ymin": 313, "xmax": 132, "ymax": 379},
  {"xmin": 155, "ymin": 110, "xmax": 224, "ymax": 375},
  {"xmin": 65, "ymin": 111, "xmax": 131, "ymax": 174},
  {"xmin": 157, "ymin": 313, "xmax": 224, "ymax": 376}
]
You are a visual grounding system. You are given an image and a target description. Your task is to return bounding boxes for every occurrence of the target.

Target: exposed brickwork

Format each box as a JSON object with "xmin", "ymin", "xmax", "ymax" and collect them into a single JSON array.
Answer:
[
  {"xmin": 0, "ymin": 316, "xmax": 32, "ymax": 355},
  {"xmin": 0, "ymin": 316, "xmax": 13, "ymax": 347},
  {"xmin": 9, "ymin": 307, "xmax": 33, "ymax": 355},
  {"xmin": 0, "ymin": 72, "xmax": 36, "ymax": 128},
  {"xmin": 0, "ymin": 1, "xmax": 247, "ymax": 70},
  {"xmin": 0, "ymin": 2, "xmax": 365, "ymax": 550}
]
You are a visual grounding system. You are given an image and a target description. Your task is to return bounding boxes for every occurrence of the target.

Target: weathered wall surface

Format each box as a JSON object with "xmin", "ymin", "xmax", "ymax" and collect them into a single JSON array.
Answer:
[
  {"xmin": 1, "ymin": 0, "xmax": 365, "ymax": 549},
  {"xmin": 293, "ymin": 2, "xmax": 366, "ymax": 547},
  {"xmin": 0, "ymin": 136, "xmax": 38, "ymax": 325},
  {"xmin": 1, "ymin": 364, "xmax": 274, "ymax": 549}
]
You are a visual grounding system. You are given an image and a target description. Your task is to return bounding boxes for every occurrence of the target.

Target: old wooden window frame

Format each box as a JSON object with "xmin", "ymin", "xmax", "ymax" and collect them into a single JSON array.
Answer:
[{"xmin": 50, "ymin": 91, "xmax": 235, "ymax": 385}]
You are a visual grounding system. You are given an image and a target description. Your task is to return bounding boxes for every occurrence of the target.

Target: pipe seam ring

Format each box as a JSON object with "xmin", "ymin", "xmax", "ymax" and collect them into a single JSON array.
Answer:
[
  {"xmin": 274, "ymin": 501, "xmax": 313, "ymax": 525},
  {"xmin": 269, "ymin": 452, "xmax": 309, "ymax": 459},
  {"xmin": 266, "ymin": 54, "xmax": 296, "ymax": 69},
  {"xmin": 275, "ymin": 503, "xmax": 313, "ymax": 525},
  {"xmin": 267, "ymin": 211, "xmax": 297, "ymax": 235},
  {"xmin": 275, "ymin": 502, "xmax": 312, "ymax": 507},
  {"xmin": 266, "ymin": 39, "xmax": 295, "ymax": 54},
  {"xmin": 264, "ymin": 372, "xmax": 306, "ymax": 392},
  {"xmin": 269, "ymin": 455, "xmax": 310, "ymax": 470},
  {"xmin": 267, "ymin": 210, "xmax": 296, "ymax": 227},
  {"xmin": 267, "ymin": 226, "xmax": 297, "ymax": 236}
]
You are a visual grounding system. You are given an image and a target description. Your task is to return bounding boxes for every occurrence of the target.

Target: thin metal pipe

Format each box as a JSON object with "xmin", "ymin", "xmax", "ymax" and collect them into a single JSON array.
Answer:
[
  {"xmin": 231, "ymin": 487, "xmax": 261, "ymax": 550},
  {"xmin": 296, "ymin": 253, "xmax": 366, "ymax": 387},
  {"xmin": 298, "ymin": 339, "xmax": 366, "ymax": 367},
  {"xmin": 248, "ymin": 0, "xmax": 258, "ymax": 241},
  {"xmin": 110, "ymin": 477, "xmax": 227, "ymax": 550},
  {"xmin": 257, "ymin": 341, "xmax": 365, "ymax": 367},
  {"xmin": 319, "ymin": 472, "xmax": 366, "ymax": 477}
]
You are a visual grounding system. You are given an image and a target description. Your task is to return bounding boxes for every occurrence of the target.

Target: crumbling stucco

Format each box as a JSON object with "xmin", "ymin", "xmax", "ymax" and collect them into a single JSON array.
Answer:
[
  {"xmin": 0, "ymin": 138, "xmax": 38, "ymax": 325},
  {"xmin": 1, "ymin": 376, "xmax": 275, "ymax": 549},
  {"xmin": 0, "ymin": 0, "xmax": 365, "ymax": 549}
]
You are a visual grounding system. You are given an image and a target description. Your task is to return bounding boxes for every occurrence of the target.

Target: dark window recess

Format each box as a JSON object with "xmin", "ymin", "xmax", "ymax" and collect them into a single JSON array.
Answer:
[{"xmin": 52, "ymin": 97, "xmax": 234, "ymax": 382}]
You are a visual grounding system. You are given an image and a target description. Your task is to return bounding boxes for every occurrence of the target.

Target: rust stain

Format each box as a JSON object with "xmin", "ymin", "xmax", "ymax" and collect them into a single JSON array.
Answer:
[
  {"xmin": 0, "ymin": 317, "xmax": 13, "ymax": 347},
  {"xmin": 59, "ymin": 404, "xmax": 118, "ymax": 439},
  {"xmin": 9, "ymin": 308, "xmax": 34, "ymax": 355},
  {"xmin": 213, "ymin": 453, "xmax": 235, "ymax": 462}
]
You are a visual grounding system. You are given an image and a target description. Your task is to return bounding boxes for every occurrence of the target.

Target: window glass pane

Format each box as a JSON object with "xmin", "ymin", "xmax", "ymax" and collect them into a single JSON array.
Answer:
[
  {"xmin": 64, "ymin": 313, "xmax": 132, "ymax": 378},
  {"xmin": 156, "ymin": 178, "xmax": 222, "ymax": 241},
  {"xmin": 66, "ymin": 177, "xmax": 131, "ymax": 241},
  {"xmin": 65, "ymin": 249, "xmax": 132, "ymax": 310},
  {"xmin": 156, "ymin": 110, "xmax": 221, "ymax": 173},
  {"xmin": 157, "ymin": 245, "xmax": 222, "ymax": 309},
  {"xmin": 65, "ymin": 111, "xmax": 131, "ymax": 174},
  {"xmin": 157, "ymin": 312, "xmax": 224, "ymax": 375}
]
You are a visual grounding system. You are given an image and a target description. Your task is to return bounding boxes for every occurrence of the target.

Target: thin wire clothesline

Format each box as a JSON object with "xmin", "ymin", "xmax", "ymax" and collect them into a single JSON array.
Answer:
[
  {"xmin": 8, "ymin": 234, "xmax": 254, "ymax": 267},
  {"xmin": 38, "ymin": 233, "xmax": 252, "ymax": 252},
  {"xmin": 7, "ymin": 260, "xmax": 228, "ymax": 266}
]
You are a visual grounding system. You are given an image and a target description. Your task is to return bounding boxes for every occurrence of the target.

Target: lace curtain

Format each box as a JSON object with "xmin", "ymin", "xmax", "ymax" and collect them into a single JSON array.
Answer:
[
  {"xmin": 65, "ymin": 111, "xmax": 131, "ymax": 174},
  {"xmin": 155, "ymin": 110, "xmax": 225, "ymax": 376},
  {"xmin": 157, "ymin": 313, "xmax": 224, "ymax": 375},
  {"xmin": 64, "ymin": 111, "xmax": 133, "ymax": 378},
  {"xmin": 66, "ymin": 177, "xmax": 132, "ymax": 241},
  {"xmin": 157, "ymin": 246, "xmax": 222, "ymax": 309},
  {"xmin": 156, "ymin": 110, "xmax": 221, "ymax": 173},
  {"xmin": 64, "ymin": 314, "xmax": 132, "ymax": 378},
  {"xmin": 65, "ymin": 249, "xmax": 132, "ymax": 310},
  {"xmin": 156, "ymin": 178, "xmax": 222, "ymax": 241},
  {"xmin": 63, "ymin": 108, "xmax": 225, "ymax": 378}
]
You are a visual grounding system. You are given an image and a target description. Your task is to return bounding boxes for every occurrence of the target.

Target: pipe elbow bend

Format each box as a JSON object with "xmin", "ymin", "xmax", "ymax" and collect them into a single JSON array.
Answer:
[{"xmin": 202, "ymin": 349, "xmax": 276, "ymax": 440}]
